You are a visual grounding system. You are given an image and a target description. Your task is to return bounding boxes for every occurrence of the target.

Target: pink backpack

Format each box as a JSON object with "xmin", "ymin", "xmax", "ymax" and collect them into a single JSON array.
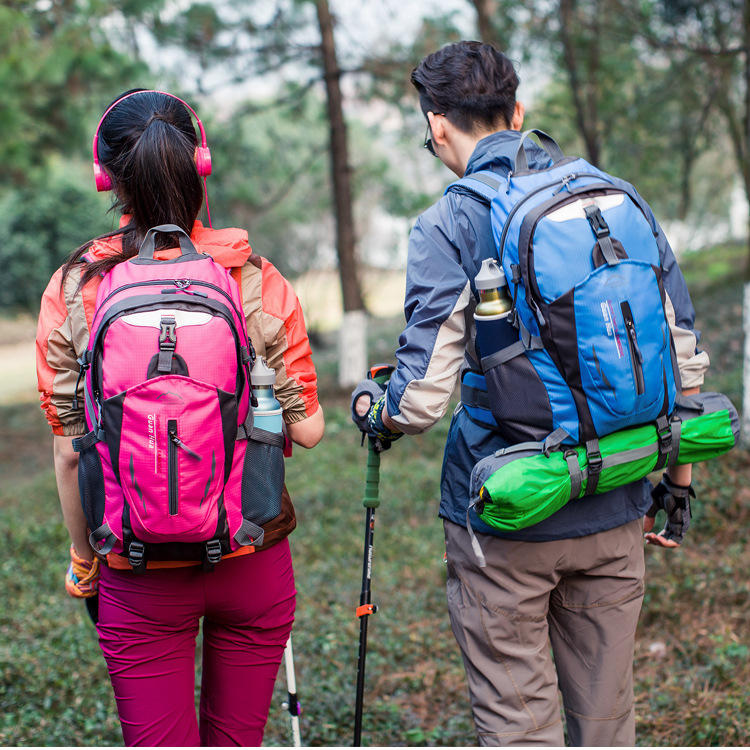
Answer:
[{"xmin": 73, "ymin": 225, "xmax": 285, "ymax": 572}]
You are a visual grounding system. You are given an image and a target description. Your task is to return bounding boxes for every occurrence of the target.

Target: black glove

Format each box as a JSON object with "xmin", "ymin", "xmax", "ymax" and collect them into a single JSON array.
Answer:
[
  {"xmin": 350, "ymin": 379, "xmax": 402, "ymax": 452},
  {"xmin": 646, "ymin": 475, "xmax": 694, "ymax": 545}
]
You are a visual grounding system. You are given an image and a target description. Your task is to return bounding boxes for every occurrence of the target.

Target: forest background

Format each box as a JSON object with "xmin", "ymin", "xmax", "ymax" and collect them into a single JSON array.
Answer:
[{"xmin": 1, "ymin": 0, "xmax": 749, "ymax": 746}]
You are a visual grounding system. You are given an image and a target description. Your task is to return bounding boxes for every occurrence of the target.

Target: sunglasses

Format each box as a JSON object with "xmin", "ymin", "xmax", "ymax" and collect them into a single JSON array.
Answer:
[
  {"xmin": 423, "ymin": 114, "xmax": 445, "ymax": 157},
  {"xmin": 424, "ymin": 122, "xmax": 438, "ymax": 157}
]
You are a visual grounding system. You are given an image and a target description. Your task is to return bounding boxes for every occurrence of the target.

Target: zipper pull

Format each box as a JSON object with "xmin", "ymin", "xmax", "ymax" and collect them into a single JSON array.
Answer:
[
  {"xmin": 553, "ymin": 173, "xmax": 577, "ymax": 195},
  {"xmin": 625, "ymin": 318, "xmax": 644, "ymax": 363},
  {"xmin": 169, "ymin": 430, "xmax": 202, "ymax": 460}
]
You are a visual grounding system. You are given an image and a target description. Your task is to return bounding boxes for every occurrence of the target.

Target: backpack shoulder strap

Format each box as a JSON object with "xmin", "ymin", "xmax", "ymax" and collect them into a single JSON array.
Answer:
[{"xmin": 444, "ymin": 170, "xmax": 503, "ymax": 203}]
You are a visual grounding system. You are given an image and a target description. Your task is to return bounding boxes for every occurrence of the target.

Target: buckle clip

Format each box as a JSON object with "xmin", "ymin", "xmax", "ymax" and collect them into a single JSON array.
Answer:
[
  {"xmin": 657, "ymin": 424, "xmax": 673, "ymax": 455},
  {"xmin": 159, "ymin": 316, "xmax": 177, "ymax": 350},
  {"xmin": 206, "ymin": 539, "xmax": 223, "ymax": 564},
  {"xmin": 128, "ymin": 541, "xmax": 145, "ymax": 573},
  {"xmin": 584, "ymin": 205, "xmax": 610, "ymax": 239},
  {"xmin": 587, "ymin": 448, "xmax": 603, "ymax": 476}
]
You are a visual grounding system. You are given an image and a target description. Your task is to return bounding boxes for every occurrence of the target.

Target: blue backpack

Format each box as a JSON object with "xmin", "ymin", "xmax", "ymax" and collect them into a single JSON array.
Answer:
[{"xmin": 450, "ymin": 130, "xmax": 680, "ymax": 491}]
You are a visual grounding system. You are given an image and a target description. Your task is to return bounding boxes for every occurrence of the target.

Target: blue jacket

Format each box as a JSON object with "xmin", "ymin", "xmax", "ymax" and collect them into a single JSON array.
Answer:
[{"xmin": 386, "ymin": 130, "xmax": 709, "ymax": 541}]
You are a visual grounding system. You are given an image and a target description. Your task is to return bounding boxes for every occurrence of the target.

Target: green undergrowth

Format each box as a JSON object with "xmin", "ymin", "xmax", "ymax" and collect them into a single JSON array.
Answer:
[{"xmin": 1, "ymin": 242, "xmax": 748, "ymax": 746}]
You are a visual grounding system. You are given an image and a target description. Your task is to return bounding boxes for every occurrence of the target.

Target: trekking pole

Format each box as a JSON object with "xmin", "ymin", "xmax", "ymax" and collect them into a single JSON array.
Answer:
[
  {"xmin": 281, "ymin": 635, "xmax": 301, "ymax": 747},
  {"xmin": 353, "ymin": 364, "xmax": 394, "ymax": 747}
]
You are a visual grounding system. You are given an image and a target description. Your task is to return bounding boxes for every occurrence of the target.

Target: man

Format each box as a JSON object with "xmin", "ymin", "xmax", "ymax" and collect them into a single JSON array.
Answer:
[{"xmin": 352, "ymin": 41, "xmax": 708, "ymax": 746}]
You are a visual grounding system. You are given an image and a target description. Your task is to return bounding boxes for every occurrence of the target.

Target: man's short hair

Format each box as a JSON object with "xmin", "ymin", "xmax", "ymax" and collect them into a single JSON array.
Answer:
[{"xmin": 411, "ymin": 41, "xmax": 519, "ymax": 135}]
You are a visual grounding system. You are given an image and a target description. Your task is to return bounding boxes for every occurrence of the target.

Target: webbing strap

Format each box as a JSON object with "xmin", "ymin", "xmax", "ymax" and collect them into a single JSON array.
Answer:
[
  {"xmin": 518, "ymin": 317, "xmax": 544, "ymax": 350},
  {"xmin": 493, "ymin": 440, "xmax": 546, "ymax": 457},
  {"xmin": 465, "ymin": 172, "xmax": 502, "ymax": 191},
  {"xmin": 249, "ymin": 426, "xmax": 285, "ymax": 448},
  {"xmin": 236, "ymin": 410, "xmax": 255, "ymax": 442},
  {"xmin": 479, "ymin": 325, "xmax": 543, "ymax": 372},
  {"xmin": 543, "ymin": 428, "xmax": 569, "ymax": 456},
  {"xmin": 584, "ymin": 439, "xmax": 603, "ymax": 495},
  {"xmin": 72, "ymin": 430, "xmax": 100, "ymax": 452},
  {"xmin": 233, "ymin": 518, "xmax": 265, "ymax": 548},
  {"xmin": 584, "ymin": 204, "xmax": 620, "ymax": 266},
  {"xmin": 157, "ymin": 349, "xmax": 173, "ymax": 373},
  {"xmin": 564, "ymin": 450, "xmax": 583, "ymax": 500},
  {"xmin": 598, "ymin": 235, "xmax": 620, "ymax": 266},
  {"xmin": 83, "ymin": 378, "xmax": 104, "ymax": 441},
  {"xmin": 481, "ymin": 340, "xmax": 525, "ymax": 370},
  {"xmin": 461, "ymin": 381, "xmax": 491, "ymax": 412},
  {"xmin": 666, "ymin": 417, "xmax": 682, "ymax": 468},
  {"xmin": 158, "ymin": 315, "xmax": 177, "ymax": 373},
  {"xmin": 653, "ymin": 414, "xmax": 672, "ymax": 471},
  {"xmin": 89, "ymin": 523, "xmax": 116, "ymax": 555}
]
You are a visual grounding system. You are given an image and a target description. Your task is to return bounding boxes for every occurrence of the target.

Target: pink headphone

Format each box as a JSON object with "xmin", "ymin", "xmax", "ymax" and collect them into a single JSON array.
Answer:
[{"xmin": 92, "ymin": 90, "xmax": 212, "ymax": 192}]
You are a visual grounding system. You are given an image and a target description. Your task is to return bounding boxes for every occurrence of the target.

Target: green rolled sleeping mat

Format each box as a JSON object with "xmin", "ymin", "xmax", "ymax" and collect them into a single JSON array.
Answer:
[{"xmin": 469, "ymin": 392, "xmax": 740, "ymax": 533}]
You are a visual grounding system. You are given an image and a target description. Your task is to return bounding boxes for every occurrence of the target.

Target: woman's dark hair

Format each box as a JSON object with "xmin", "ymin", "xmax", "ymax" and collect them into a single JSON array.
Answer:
[
  {"xmin": 411, "ymin": 41, "xmax": 519, "ymax": 135},
  {"xmin": 63, "ymin": 89, "xmax": 204, "ymax": 287}
]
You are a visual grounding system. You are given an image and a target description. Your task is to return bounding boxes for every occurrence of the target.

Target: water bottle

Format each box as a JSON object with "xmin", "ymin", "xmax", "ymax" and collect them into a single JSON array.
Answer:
[
  {"xmin": 250, "ymin": 357, "xmax": 283, "ymax": 434},
  {"xmin": 474, "ymin": 258, "xmax": 517, "ymax": 361},
  {"xmin": 245, "ymin": 357, "xmax": 285, "ymax": 534}
]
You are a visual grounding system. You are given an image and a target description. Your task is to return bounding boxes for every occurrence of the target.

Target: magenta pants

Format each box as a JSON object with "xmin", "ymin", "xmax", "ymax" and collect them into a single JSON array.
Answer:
[{"xmin": 96, "ymin": 539, "xmax": 296, "ymax": 747}]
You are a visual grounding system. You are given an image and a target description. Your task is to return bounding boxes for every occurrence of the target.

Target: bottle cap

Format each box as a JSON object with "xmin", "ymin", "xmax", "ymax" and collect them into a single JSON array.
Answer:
[
  {"xmin": 475, "ymin": 258, "xmax": 506, "ymax": 290},
  {"xmin": 250, "ymin": 357, "xmax": 275, "ymax": 386}
]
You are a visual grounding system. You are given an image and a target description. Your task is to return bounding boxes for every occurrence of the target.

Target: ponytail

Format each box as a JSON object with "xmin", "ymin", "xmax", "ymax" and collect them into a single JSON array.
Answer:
[{"xmin": 63, "ymin": 91, "xmax": 204, "ymax": 289}]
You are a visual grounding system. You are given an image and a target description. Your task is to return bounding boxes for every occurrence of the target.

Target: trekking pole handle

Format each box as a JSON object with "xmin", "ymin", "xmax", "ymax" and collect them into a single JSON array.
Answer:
[{"xmin": 363, "ymin": 442, "xmax": 381, "ymax": 509}]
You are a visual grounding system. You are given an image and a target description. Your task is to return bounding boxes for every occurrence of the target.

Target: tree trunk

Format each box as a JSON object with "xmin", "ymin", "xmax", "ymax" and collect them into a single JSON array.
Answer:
[
  {"xmin": 559, "ymin": 0, "xmax": 601, "ymax": 166},
  {"xmin": 741, "ymin": 0, "xmax": 750, "ymax": 443},
  {"xmin": 743, "ymin": 282, "xmax": 750, "ymax": 445},
  {"xmin": 471, "ymin": 0, "xmax": 496, "ymax": 45},
  {"xmin": 315, "ymin": 0, "xmax": 367, "ymax": 386},
  {"xmin": 470, "ymin": 0, "xmax": 515, "ymax": 51},
  {"xmin": 744, "ymin": 0, "xmax": 750, "ymax": 277}
]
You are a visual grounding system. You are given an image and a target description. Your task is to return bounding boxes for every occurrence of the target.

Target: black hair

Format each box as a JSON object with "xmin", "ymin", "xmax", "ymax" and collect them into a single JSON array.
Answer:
[
  {"xmin": 411, "ymin": 41, "xmax": 519, "ymax": 135},
  {"xmin": 63, "ymin": 89, "xmax": 204, "ymax": 286}
]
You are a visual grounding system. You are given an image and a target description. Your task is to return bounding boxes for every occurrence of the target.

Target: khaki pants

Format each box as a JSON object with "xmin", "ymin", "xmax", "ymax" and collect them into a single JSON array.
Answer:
[{"xmin": 445, "ymin": 519, "xmax": 645, "ymax": 747}]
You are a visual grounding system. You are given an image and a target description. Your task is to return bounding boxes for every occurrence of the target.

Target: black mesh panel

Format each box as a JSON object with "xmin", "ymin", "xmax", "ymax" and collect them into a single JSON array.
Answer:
[
  {"xmin": 484, "ymin": 354, "xmax": 553, "ymax": 443},
  {"xmin": 77, "ymin": 444, "xmax": 106, "ymax": 531},
  {"xmin": 240, "ymin": 438, "xmax": 285, "ymax": 526}
]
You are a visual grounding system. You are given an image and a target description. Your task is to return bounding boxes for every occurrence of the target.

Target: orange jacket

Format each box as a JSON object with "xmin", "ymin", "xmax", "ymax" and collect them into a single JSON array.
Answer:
[{"xmin": 36, "ymin": 219, "xmax": 319, "ymax": 436}]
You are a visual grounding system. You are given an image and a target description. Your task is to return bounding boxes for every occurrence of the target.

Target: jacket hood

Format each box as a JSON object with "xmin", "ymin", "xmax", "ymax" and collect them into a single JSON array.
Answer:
[{"xmin": 87, "ymin": 218, "xmax": 253, "ymax": 269}]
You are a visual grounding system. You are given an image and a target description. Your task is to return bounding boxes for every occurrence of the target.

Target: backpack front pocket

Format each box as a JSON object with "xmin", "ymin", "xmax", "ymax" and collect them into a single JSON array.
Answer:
[
  {"xmin": 546, "ymin": 259, "xmax": 674, "ymax": 436},
  {"xmin": 102, "ymin": 375, "xmax": 237, "ymax": 543}
]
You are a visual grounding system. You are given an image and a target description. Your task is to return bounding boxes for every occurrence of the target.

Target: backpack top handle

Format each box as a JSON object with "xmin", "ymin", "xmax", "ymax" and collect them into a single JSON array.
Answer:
[
  {"xmin": 136, "ymin": 224, "xmax": 202, "ymax": 262},
  {"xmin": 514, "ymin": 129, "xmax": 566, "ymax": 172}
]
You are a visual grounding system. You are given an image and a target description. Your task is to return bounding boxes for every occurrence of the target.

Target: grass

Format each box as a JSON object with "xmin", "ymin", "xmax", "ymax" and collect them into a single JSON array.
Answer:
[{"xmin": 1, "ymin": 242, "xmax": 749, "ymax": 746}]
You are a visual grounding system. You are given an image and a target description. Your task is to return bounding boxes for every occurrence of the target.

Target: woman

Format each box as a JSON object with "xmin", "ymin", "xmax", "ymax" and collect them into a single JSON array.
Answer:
[{"xmin": 36, "ymin": 89, "xmax": 325, "ymax": 746}]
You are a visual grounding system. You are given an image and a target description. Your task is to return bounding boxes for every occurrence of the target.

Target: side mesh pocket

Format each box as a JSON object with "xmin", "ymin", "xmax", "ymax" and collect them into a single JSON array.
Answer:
[
  {"xmin": 484, "ymin": 351, "xmax": 555, "ymax": 443},
  {"xmin": 73, "ymin": 435, "xmax": 106, "ymax": 533},
  {"xmin": 240, "ymin": 429, "xmax": 285, "ymax": 526}
]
